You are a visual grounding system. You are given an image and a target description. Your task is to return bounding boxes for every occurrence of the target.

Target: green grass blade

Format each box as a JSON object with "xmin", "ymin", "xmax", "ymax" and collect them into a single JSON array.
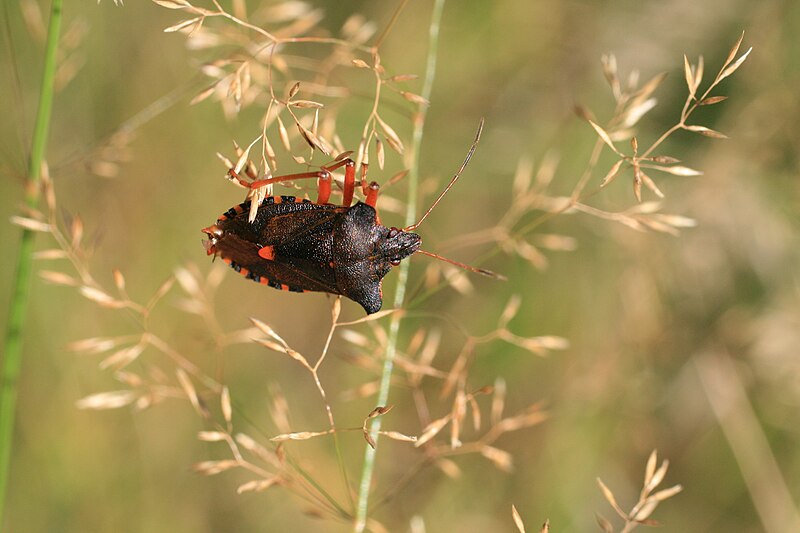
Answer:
[
  {"xmin": 0, "ymin": 0, "xmax": 63, "ymax": 525},
  {"xmin": 353, "ymin": 0, "xmax": 446, "ymax": 530}
]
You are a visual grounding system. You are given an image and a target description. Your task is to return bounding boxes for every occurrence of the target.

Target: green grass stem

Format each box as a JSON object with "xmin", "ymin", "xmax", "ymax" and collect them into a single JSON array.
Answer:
[
  {"xmin": 0, "ymin": 0, "xmax": 63, "ymax": 525},
  {"xmin": 353, "ymin": 0, "xmax": 446, "ymax": 530}
]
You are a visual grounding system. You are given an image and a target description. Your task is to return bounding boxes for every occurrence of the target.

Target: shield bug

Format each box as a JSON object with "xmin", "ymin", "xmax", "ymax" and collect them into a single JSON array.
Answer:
[{"xmin": 202, "ymin": 120, "xmax": 500, "ymax": 314}]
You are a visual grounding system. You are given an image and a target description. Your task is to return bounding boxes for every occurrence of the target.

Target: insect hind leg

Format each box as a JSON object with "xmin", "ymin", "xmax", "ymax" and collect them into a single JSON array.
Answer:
[{"xmin": 246, "ymin": 169, "xmax": 333, "ymax": 204}]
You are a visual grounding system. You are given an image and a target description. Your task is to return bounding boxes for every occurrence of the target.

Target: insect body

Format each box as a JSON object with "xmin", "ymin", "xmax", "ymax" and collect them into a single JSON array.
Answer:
[
  {"xmin": 204, "ymin": 193, "xmax": 420, "ymax": 314},
  {"xmin": 203, "ymin": 121, "xmax": 496, "ymax": 314}
]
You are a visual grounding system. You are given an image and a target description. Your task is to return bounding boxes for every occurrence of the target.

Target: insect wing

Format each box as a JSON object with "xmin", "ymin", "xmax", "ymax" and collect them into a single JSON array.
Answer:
[{"xmin": 214, "ymin": 201, "xmax": 342, "ymax": 294}]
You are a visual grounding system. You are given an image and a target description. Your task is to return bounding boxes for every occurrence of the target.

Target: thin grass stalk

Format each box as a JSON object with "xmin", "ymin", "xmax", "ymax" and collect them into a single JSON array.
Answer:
[
  {"xmin": 353, "ymin": 0, "xmax": 446, "ymax": 530},
  {"xmin": 0, "ymin": 0, "xmax": 63, "ymax": 524}
]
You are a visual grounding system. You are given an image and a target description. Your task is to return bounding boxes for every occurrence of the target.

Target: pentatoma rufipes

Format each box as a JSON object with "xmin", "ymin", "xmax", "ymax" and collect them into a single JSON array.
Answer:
[{"xmin": 202, "ymin": 120, "xmax": 500, "ymax": 314}]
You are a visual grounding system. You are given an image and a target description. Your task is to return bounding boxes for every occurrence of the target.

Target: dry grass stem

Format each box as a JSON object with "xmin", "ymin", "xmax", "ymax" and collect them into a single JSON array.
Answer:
[
  {"xmin": 16, "ymin": 5, "xmax": 751, "ymax": 530},
  {"xmin": 695, "ymin": 352, "xmax": 800, "ymax": 532}
]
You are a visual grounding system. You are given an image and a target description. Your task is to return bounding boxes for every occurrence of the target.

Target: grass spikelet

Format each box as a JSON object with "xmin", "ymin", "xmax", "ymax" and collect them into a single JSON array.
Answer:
[{"xmin": 1, "ymin": 1, "xmax": 762, "ymax": 530}]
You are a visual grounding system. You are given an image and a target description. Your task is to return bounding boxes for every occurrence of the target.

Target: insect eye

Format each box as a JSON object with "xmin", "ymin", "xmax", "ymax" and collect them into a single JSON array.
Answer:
[{"xmin": 388, "ymin": 227, "xmax": 400, "ymax": 239}]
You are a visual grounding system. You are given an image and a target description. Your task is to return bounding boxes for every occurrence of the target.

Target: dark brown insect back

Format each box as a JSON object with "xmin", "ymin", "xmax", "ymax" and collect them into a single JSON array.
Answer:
[{"xmin": 202, "ymin": 120, "xmax": 498, "ymax": 314}]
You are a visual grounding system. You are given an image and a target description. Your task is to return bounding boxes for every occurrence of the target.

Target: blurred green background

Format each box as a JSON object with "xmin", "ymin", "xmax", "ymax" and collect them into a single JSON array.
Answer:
[{"xmin": 1, "ymin": 0, "xmax": 799, "ymax": 531}]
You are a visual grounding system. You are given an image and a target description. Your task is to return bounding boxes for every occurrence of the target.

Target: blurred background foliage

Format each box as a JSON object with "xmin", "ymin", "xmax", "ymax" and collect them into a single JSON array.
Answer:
[{"xmin": 1, "ymin": 0, "xmax": 799, "ymax": 531}]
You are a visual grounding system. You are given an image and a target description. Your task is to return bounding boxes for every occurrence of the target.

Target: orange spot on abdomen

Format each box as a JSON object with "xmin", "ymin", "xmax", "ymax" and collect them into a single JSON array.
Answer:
[{"xmin": 258, "ymin": 245, "xmax": 276, "ymax": 261}]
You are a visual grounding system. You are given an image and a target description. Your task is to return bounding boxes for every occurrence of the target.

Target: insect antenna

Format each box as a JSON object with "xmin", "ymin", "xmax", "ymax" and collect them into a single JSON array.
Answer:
[
  {"xmin": 403, "ymin": 118, "xmax": 484, "ymax": 232},
  {"xmin": 416, "ymin": 249, "xmax": 506, "ymax": 280}
]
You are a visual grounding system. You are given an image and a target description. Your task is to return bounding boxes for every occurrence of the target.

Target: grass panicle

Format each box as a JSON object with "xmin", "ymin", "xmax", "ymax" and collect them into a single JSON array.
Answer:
[{"xmin": 3, "ymin": 2, "xmax": 756, "ymax": 531}]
